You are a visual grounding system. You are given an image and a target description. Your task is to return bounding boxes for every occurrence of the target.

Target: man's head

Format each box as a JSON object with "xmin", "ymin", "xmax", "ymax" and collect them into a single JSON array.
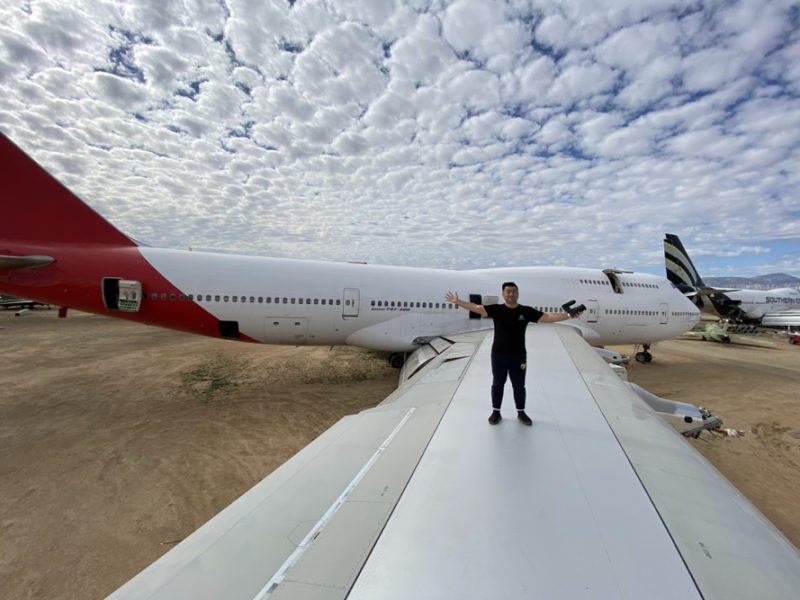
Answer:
[{"xmin": 502, "ymin": 281, "xmax": 519, "ymax": 307}]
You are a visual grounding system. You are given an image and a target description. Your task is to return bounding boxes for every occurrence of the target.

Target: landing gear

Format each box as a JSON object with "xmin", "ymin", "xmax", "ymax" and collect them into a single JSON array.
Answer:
[
  {"xmin": 388, "ymin": 352, "xmax": 405, "ymax": 369},
  {"xmin": 635, "ymin": 344, "xmax": 653, "ymax": 363}
]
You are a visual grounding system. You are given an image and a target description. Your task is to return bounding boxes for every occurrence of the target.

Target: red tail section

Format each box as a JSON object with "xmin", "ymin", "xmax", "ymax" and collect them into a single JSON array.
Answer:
[
  {"xmin": 0, "ymin": 132, "xmax": 258, "ymax": 343},
  {"xmin": 0, "ymin": 132, "xmax": 134, "ymax": 247}
]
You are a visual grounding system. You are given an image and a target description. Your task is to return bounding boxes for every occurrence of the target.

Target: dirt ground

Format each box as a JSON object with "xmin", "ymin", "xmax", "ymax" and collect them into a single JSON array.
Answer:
[{"xmin": 1, "ymin": 310, "xmax": 799, "ymax": 600}]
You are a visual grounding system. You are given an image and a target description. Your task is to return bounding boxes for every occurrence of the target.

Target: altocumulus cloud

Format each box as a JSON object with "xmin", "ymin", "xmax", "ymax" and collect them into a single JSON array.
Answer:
[{"xmin": 0, "ymin": 0, "xmax": 798, "ymax": 277}]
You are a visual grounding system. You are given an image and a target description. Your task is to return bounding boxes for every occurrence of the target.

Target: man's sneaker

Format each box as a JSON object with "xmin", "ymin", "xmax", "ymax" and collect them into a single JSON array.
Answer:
[
  {"xmin": 517, "ymin": 411, "xmax": 533, "ymax": 426},
  {"xmin": 488, "ymin": 410, "xmax": 502, "ymax": 425}
]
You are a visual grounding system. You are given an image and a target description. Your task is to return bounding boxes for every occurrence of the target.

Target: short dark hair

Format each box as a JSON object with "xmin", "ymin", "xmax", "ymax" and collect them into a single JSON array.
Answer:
[{"xmin": 502, "ymin": 281, "xmax": 518, "ymax": 291}]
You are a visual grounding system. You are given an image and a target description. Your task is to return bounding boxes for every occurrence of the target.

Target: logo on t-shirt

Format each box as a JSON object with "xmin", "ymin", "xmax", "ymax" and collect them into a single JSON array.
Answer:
[{"xmin": 518, "ymin": 315, "xmax": 526, "ymax": 321}]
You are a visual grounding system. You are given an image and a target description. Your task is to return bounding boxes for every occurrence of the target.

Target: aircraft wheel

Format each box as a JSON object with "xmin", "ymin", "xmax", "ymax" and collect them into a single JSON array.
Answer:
[
  {"xmin": 645, "ymin": 351, "xmax": 653, "ymax": 362},
  {"xmin": 388, "ymin": 352, "xmax": 405, "ymax": 368},
  {"xmin": 635, "ymin": 352, "xmax": 648, "ymax": 364}
]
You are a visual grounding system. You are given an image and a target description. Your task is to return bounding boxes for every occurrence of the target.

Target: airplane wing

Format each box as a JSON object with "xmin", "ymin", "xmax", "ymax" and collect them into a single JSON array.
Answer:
[
  {"xmin": 107, "ymin": 326, "xmax": 800, "ymax": 600},
  {"xmin": 726, "ymin": 334, "xmax": 775, "ymax": 347}
]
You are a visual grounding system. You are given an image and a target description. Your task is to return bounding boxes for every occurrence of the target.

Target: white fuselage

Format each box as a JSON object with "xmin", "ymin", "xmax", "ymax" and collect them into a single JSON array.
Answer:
[
  {"xmin": 141, "ymin": 248, "xmax": 701, "ymax": 352},
  {"xmin": 724, "ymin": 288, "xmax": 800, "ymax": 320}
]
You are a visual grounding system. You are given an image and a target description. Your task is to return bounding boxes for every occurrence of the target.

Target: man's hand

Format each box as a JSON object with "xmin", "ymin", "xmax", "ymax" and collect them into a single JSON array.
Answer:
[
  {"xmin": 447, "ymin": 291, "xmax": 488, "ymax": 317},
  {"xmin": 567, "ymin": 304, "xmax": 586, "ymax": 318},
  {"xmin": 561, "ymin": 299, "xmax": 586, "ymax": 318}
]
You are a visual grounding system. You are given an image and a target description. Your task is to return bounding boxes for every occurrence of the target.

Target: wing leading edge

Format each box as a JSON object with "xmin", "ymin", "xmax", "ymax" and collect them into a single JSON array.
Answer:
[{"xmin": 107, "ymin": 327, "xmax": 800, "ymax": 600}]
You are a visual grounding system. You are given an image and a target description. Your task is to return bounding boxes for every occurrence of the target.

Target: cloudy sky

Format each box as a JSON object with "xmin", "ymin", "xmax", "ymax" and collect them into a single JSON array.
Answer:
[{"xmin": 1, "ymin": 0, "xmax": 798, "ymax": 277}]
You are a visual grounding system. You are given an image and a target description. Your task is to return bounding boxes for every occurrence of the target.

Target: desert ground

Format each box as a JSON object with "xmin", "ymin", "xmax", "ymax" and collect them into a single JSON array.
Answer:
[{"xmin": 1, "ymin": 309, "xmax": 799, "ymax": 600}]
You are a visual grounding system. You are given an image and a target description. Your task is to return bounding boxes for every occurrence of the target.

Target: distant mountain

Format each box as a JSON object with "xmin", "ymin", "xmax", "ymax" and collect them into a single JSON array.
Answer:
[{"xmin": 704, "ymin": 273, "xmax": 800, "ymax": 290}]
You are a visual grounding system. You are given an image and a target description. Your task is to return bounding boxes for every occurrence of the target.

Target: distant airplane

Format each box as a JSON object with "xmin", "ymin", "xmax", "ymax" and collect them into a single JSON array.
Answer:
[
  {"xmin": 682, "ymin": 321, "xmax": 774, "ymax": 346},
  {"xmin": 0, "ymin": 294, "xmax": 45, "ymax": 310},
  {"xmin": 664, "ymin": 233, "xmax": 800, "ymax": 323},
  {"xmin": 3, "ymin": 132, "xmax": 800, "ymax": 600}
]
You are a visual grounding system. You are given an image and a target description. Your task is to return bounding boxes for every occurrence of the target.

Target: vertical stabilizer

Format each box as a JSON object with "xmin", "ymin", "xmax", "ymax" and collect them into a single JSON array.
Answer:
[
  {"xmin": 663, "ymin": 233, "xmax": 707, "ymax": 290},
  {"xmin": 0, "ymin": 133, "xmax": 135, "ymax": 247}
]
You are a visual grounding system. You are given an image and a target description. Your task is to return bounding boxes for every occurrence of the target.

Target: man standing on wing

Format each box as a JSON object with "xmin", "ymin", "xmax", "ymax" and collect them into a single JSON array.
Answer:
[{"xmin": 446, "ymin": 283, "xmax": 583, "ymax": 426}]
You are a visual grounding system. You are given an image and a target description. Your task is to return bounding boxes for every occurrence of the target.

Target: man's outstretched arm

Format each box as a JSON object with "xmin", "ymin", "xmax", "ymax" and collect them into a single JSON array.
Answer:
[
  {"xmin": 445, "ymin": 291, "xmax": 488, "ymax": 317},
  {"xmin": 539, "ymin": 306, "xmax": 585, "ymax": 322}
]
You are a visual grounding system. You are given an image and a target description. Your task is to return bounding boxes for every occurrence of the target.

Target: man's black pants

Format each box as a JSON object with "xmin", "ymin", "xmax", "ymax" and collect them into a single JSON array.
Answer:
[{"xmin": 490, "ymin": 353, "xmax": 527, "ymax": 410}]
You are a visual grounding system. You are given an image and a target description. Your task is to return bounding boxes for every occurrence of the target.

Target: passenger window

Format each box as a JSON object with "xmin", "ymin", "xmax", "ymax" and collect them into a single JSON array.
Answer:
[{"xmin": 233, "ymin": 296, "xmax": 238, "ymax": 302}]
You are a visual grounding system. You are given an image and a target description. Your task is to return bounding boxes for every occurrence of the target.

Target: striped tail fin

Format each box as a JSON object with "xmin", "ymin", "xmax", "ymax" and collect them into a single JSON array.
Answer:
[{"xmin": 663, "ymin": 233, "xmax": 707, "ymax": 291}]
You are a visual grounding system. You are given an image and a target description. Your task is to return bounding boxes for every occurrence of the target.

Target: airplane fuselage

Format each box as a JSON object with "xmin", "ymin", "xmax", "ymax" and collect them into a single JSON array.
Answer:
[
  {"xmin": 1, "ymin": 244, "xmax": 700, "ymax": 352},
  {"xmin": 721, "ymin": 287, "xmax": 800, "ymax": 321}
]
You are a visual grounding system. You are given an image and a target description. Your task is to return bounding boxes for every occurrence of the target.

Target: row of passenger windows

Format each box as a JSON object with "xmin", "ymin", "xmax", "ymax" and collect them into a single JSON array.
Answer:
[
  {"xmin": 601, "ymin": 309, "xmax": 696, "ymax": 317},
  {"xmin": 144, "ymin": 292, "xmax": 343, "ymax": 305},
  {"xmin": 604, "ymin": 309, "xmax": 659, "ymax": 316},
  {"xmin": 144, "ymin": 292, "xmax": 462, "ymax": 310},
  {"xmin": 372, "ymin": 300, "xmax": 455, "ymax": 309},
  {"xmin": 581, "ymin": 279, "xmax": 659, "ymax": 289}
]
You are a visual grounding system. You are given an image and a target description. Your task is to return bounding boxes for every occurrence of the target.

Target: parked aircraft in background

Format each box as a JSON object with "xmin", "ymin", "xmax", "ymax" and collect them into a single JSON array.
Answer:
[
  {"xmin": 664, "ymin": 233, "xmax": 800, "ymax": 323},
  {"xmin": 0, "ymin": 294, "xmax": 45, "ymax": 310},
  {"xmin": 4, "ymin": 132, "xmax": 800, "ymax": 600},
  {"xmin": 1, "ymin": 133, "xmax": 699, "ymax": 366},
  {"xmin": 682, "ymin": 321, "xmax": 774, "ymax": 347}
]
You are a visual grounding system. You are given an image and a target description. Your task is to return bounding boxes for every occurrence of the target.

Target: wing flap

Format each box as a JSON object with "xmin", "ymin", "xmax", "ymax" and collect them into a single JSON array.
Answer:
[{"xmin": 556, "ymin": 326, "xmax": 800, "ymax": 600}]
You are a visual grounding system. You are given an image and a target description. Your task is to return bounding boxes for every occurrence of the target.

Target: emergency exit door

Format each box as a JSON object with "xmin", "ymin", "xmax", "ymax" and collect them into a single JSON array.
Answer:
[{"xmin": 343, "ymin": 288, "xmax": 360, "ymax": 318}]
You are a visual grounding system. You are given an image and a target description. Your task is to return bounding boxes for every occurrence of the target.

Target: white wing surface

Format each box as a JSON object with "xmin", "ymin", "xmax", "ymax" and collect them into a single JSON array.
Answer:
[{"xmin": 107, "ymin": 326, "xmax": 800, "ymax": 600}]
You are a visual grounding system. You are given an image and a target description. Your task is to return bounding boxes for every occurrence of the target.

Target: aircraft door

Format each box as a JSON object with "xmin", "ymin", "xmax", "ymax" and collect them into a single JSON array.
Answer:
[
  {"xmin": 102, "ymin": 277, "xmax": 142, "ymax": 312},
  {"xmin": 343, "ymin": 288, "xmax": 360, "ymax": 318},
  {"xmin": 660, "ymin": 302, "xmax": 669, "ymax": 324},
  {"xmin": 586, "ymin": 300, "xmax": 598, "ymax": 323}
]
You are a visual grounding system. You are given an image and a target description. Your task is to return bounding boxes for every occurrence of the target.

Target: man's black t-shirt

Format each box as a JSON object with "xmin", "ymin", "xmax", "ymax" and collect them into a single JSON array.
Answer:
[{"xmin": 484, "ymin": 303, "xmax": 544, "ymax": 354}]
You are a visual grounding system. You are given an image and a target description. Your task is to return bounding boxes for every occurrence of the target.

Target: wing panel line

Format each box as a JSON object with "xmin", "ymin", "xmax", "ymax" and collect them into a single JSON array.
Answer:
[{"xmin": 254, "ymin": 408, "xmax": 416, "ymax": 600}]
